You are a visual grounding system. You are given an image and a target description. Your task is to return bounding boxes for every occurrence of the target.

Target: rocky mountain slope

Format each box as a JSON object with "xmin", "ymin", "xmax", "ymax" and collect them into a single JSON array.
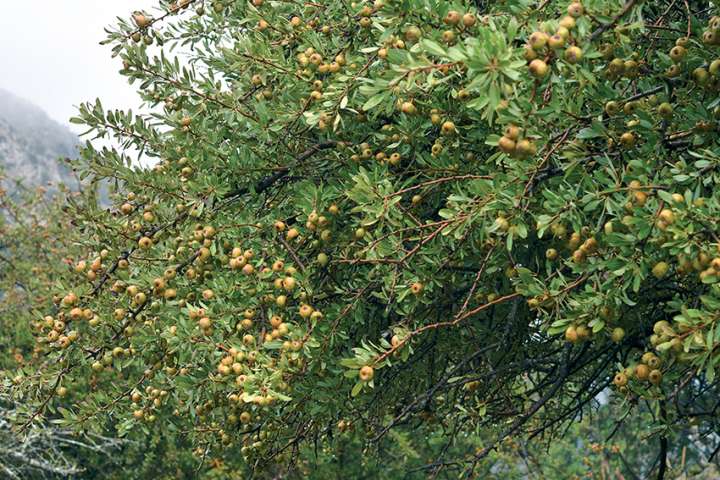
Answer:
[{"xmin": 0, "ymin": 88, "xmax": 79, "ymax": 188}]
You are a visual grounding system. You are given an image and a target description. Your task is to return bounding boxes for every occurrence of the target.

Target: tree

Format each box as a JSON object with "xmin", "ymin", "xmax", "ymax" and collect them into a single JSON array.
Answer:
[
  {"xmin": 6, "ymin": 0, "xmax": 720, "ymax": 477},
  {"xmin": 0, "ymin": 179, "xmax": 79, "ymax": 370},
  {"xmin": 0, "ymin": 392, "xmax": 124, "ymax": 480}
]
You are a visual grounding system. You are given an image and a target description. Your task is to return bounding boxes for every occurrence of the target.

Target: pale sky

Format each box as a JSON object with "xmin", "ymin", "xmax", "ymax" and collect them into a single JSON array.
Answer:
[{"xmin": 0, "ymin": 1, "xmax": 158, "ymax": 132}]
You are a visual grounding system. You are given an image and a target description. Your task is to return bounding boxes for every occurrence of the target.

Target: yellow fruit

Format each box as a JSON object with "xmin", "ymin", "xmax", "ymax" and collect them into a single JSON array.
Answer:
[
  {"xmin": 120, "ymin": 203, "xmax": 134, "ymax": 215},
  {"xmin": 440, "ymin": 121, "xmax": 456, "ymax": 135},
  {"xmin": 359, "ymin": 365, "xmax": 374, "ymax": 382},
  {"xmin": 565, "ymin": 325, "xmax": 578, "ymax": 343},
  {"xmin": 658, "ymin": 209, "xmax": 675, "ymax": 224},
  {"xmin": 282, "ymin": 276, "xmax": 296, "ymax": 291},
  {"xmin": 635, "ymin": 364, "xmax": 650, "ymax": 381},
  {"xmin": 528, "ymin": 31, "xmax": 548, "ymax": 50},
  {"xmin": 504, "ymin": 124, "xmax": 520, "ymax": 141},
  {"xmin": 528, "ymin": 59, "xmax": 549, "ymax": 78},
  {"xmin": 242, "ymin": 263, "xmax": 255, "ymax": 275},
  {"xmin": 648, "ymin": 369, "xmax": 663, "ymax": 385},
  {"xmin": 548, "ymin": 34, "xmax": 565, "ymax": 49},
  {"xmin": 619, "ymin": 132, "xmax": 636, "ymax": 148},
  {"xmin": 564, "ymin": 46, "xmax": 583, "ymax": 64},
  {"xmin": 133, "ymin": 13, "xmax": 150, "ymax": 28},
  {"xmin": 443, "ymin": 11, "xmax": 461, "ymax": 25},
  {"xmin": 559, "ymin": 16, "xmax": 576, "ymax": 30},
  {"xmin": 669, "ymin": 45, "xmax": 686, "ymax": 62},
  {"xmin": 568, "ymin": 2, "xmax": 584, "ymax": 18},
  {"xmin": 652, "ymin": 261, "xmax": 669, "ymax": 279},
  {"xmin": 400, "ymin": 101, "xmax": 417, "ymax": 115},
  {"xmin": 515, "ymin": 139, "xmax": 537, "ymax": 158},
  {"xmin": 494, "ymin": 216, "xmax": 510, "ymax": 232},
  {"xmin": 498, "ymin": 136, "xmax": 516, "ymax": 154}
]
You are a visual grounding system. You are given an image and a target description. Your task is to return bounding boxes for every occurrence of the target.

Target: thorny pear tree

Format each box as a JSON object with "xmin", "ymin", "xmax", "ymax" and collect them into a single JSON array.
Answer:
[{"xmin": 6, "ymin": 0, "xmax": 720, "ymax": 477}]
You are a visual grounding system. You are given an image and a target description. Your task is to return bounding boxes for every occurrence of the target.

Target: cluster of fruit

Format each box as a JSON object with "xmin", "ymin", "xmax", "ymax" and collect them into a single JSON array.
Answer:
[
  {"xmin": 440, "ymin": 9, "xmax": 477, "ymax": 45},
  {"xmin": 524, "ymin": 1, "xmax": 585, "ymax": 79},
  {"xmin": 614, "ymin": 351, "xmax": 664, "ymax": 390},
  {"xmin": 496, "ymin": 124, "xmax": 538, "ymax": 159}
]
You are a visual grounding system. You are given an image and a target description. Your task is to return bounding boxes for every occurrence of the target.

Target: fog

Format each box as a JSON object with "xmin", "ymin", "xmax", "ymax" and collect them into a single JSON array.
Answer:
[{"xmin": 0, "ymin": 1, "xmax": 158, "ymax": 132}]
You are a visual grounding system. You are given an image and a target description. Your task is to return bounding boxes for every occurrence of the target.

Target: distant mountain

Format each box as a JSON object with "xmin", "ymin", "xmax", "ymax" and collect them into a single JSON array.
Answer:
[{"xmin": 0, "ymin": 88, "xmax": 79, "ymax": 189}]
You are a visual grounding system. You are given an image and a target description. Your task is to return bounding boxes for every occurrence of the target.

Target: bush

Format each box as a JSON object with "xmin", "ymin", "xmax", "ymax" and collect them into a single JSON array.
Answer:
[{"xmin": 5, "ymin": 0, "xmax": 720, "ymax": 477}]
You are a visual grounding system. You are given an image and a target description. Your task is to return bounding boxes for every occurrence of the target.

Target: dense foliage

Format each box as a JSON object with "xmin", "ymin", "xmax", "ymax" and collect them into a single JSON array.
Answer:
[{"xmin": 5, "ymin": 0, "xmax": 720, "ymax": 477}]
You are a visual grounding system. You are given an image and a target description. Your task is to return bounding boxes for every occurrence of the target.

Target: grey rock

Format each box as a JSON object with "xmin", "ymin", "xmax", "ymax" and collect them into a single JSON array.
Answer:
[{"xmin": 0, "ymin": 88, "xmax": 79, "ymax": 189}]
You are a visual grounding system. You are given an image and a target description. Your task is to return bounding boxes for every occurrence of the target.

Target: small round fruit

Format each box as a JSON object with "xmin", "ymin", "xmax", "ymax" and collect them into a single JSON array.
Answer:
[
  {"xmin": 440, "ymin": 121, "xmax": 456, "ymax": 135},
  {"xmin": 559, "ymin": 16, "xmax": 576, "ymax": 30},
  {"xmin": 198, "ymin": 317, "xmax": 212, "ymax": 329},
  {"xmin": 498, "ymin": 136, "xmax": 516, "ymax": 154},
  {"xmin": 504, "ymin": 124, "xmax": 520, "ymax": 140},
  {"xmin": 133, "ymin": 13, "xmax": 150, "ymax": 28},
  {"xmin": 610, "ymin": 327, "xmax": 625, "ymax": 343},
  {"xmin": 657, "ymin": 102, "xmax": 673, "ymax": 119},
  {"xmin": 120, "ymin": 203, "xmax": 134, "ymax": 215},
  {"xmin": 567, "ymin": 2, "xmax": 584, "ymax": 17},
  {"xmin": 565, "ymin": 325, "xmax": 578, "ymax": 343},
  {"xmin": 658, "ymin": 208, "xmax": 675, "ymax": 224},
  {"xmin": 704, "ymin": 30, "xmax": 719, "ymax": 45},
  {"xmin": 647, "ymin": 355, "xmax": 662, "ymax": 369},
  {"xmin": 404, "ymin": 26, "xmax": 422, "ymax": 42},
  {"xmin": 515, "ymin": 139, "xmax": 536, "ymax": 158},
  {"xmin": 443, "ymin": 10, "xmax": 461, "ymax": 25},
  {"xmin": 613, "ymin": 372, "xmax": 628, "ymax": 387},
  {"xmin": 605, "ymin": 101, "xmax": 620, "ymax": 116},
  {"xmin": 317, "ymin": 252, "xmax": 329, "ymax": 266},
  {"xmin": 528, "ymin": 59, "xmax": 549, "ymax": 78},
  {"xmin": 359, "ymin": 365, "xmax": 374, "ymax": 382},
  {"xmin": 665, "ymin": 64, "xmax": 682, "ymax": 78},
  {"xmin": 710, "ymin": 59, "xmax": 720, "ymax": 76},
  {"xmin": 669, "ymin": 45, "xmax": 686, "ymax": 62},
  {"xmin": 524, "ymin": 45, "xmax": 538, "ymax": 61},
  {"xmin": 400, "ymin": 101, "xmax": 417, "ymax": 115},
  {"xmin": 528, "ymin": 31, "xmax": 548, "ymax": 50},
  {"xmin": 652, "ymin": 261, "xmax": 669, "ymax": 279},
  {"xmin": 547, "ymin": 34, "xmax": 565, "ymax": 49},
  {"xmin": 619, "ymin": 132, "xmax": 636, "ymax": 148},
  {"xmin": 462, "ymin": 13, "xmax": 476, "ymax": 27},
  {"xmin": 576, "ymin": 325, "xmax": 590, "ymax": 340},
  {"xmin": 564, "ymin": 46, "xmax": 583, "ymax": 64},
  {"xmin": 635, "ymin": 363, "xmax": 650, "ymax": 381}
]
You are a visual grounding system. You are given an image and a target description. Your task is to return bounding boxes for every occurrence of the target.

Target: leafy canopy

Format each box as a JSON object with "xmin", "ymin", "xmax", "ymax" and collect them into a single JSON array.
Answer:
[{"xmin": 6, "ymin": 0, "xmax": 720, "ymax": 477}]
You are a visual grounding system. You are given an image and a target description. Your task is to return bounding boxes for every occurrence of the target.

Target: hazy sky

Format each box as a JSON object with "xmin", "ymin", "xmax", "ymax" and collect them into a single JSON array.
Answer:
[{"xmin": 0, "ymin": 1, "xmax": 158, "ymax": 132}]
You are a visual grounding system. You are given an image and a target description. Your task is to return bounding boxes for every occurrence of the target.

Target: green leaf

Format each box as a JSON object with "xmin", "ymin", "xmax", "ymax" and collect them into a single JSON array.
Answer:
[
  {"xmin": 351, "ymin": 380, "xmax": 364, "ymax": 397},
  {"xmin": 363, "ymin": 93, "xmax": 387, "ymax": 111},
  {"xmin": 420, "ymin": 39, "xmax": 447, "ymax": 58}
]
